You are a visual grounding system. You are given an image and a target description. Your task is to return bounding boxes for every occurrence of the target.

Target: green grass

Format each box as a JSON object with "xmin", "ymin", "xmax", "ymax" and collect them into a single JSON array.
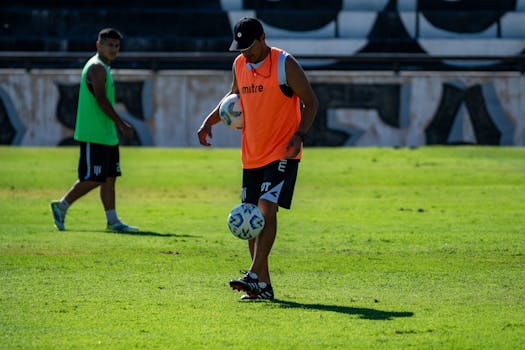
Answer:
[{"xmin": 1, "ymin": 146, "xmax": 524, "ymax": 349}]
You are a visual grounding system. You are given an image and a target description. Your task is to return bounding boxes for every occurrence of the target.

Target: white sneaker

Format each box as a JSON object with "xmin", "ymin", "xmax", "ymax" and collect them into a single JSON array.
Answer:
[
  {"xmin": 50, "ymin": 201, "xmax": 66, "ymax": 231},
  {"xmin": 107, "ymin": 222, "xmax": 139, "ymax": 233}
]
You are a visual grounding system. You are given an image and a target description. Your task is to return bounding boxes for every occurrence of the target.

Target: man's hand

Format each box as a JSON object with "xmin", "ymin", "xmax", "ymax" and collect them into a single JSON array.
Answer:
[
  {"xmin": 118, "ymin": 121, "xmax": 135, "ymax": 139},
  {"xmin": 197, "ymin": 124, "xmax": 213, "ymax": 147},
  {"xmin": 284, "ymin": 132, "xmax": 303, "ymax": 159}
]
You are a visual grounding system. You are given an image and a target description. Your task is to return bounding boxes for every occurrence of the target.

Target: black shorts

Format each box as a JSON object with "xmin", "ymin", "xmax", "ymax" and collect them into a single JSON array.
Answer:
[
  {"xmin": 78, "ymin": 142, "xmax": 121, "ymax": 182},
  {"xmin": 242, "ymin": 159, "xmax": 299, "ymax": 209}
]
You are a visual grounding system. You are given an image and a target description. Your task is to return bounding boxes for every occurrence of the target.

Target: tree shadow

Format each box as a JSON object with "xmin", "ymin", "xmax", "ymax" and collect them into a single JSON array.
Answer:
[{"xmin": 273, "ymin": 299, "xmax": 414, "ymax": 320}]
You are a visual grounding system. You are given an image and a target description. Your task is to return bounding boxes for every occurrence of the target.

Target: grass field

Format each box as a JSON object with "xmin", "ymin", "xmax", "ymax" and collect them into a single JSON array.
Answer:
[{"xmin": 1, "ymin": 146, "xmax": 524, "ymax": 349}]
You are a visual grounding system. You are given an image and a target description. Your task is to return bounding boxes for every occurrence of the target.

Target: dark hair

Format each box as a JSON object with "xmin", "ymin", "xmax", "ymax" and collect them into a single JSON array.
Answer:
[{"xmin": 98, "ymin": 28, "xmax": 123, "ymax": 41}]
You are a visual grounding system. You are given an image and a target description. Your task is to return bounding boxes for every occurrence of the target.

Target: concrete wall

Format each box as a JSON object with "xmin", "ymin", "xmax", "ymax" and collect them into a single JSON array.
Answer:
[{"xmin": 1, "ymin": 69, "xmax": 524, "ymax": 147}]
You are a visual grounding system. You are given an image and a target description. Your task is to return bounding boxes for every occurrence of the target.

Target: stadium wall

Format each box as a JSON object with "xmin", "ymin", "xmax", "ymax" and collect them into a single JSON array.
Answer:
[{"xmin": 0, "ymin": 69, "xmax": 524, "ymax": 147}]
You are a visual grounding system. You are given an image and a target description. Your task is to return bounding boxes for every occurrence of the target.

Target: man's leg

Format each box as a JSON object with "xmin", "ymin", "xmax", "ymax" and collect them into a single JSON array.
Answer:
[
  {"xmin": 249, "ymin": 199, "xmax": 278, "ymax": 285},
  {"xmin": 100, "ymin": 176, "xmax": 116, "ymax": 211},
  {"xmin": 101, "ymin": 177, "xmax": 138, "ymax": 232},
  {"xmin": 231, "ymin": 161, "xmax": 293, "ymax": 298},
  {"xmin": 65, "ymin": 180, "xmax": 101, "ymax": 205},
  {"xmin": 236, "ymin": 199, "xmax": 277, "ymax": 300},
  {"xmin": 51, "ymin": 180, "xmax": 100, "ymax": 231}
]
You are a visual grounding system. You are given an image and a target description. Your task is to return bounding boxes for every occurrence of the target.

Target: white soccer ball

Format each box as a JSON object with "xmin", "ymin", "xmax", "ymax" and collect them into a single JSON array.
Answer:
[
  {"xmin": 227, "ymin": 203, "xmax": 265, "ymax": 240},
  {"xmin": 219, "ymin": 94, "xmax": 243, "ymax": 130}
]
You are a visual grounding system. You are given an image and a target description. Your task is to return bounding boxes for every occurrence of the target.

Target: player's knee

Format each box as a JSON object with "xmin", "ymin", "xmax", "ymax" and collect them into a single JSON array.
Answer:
[{"xmin": 257, "ymin": 199, "xmax": 278, "ymax": 216}]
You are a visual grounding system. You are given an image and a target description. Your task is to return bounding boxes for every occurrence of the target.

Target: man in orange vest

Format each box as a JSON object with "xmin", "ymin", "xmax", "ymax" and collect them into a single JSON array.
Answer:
[{"xmin": 198, "ymin": 17, "xmax": 318, "ymax": 300}]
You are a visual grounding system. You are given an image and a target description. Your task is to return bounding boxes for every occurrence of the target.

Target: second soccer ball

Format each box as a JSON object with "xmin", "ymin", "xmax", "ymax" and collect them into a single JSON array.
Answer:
[{"xmin": 219, "ymin": 94, "xmax": 243, "ymax": 130}]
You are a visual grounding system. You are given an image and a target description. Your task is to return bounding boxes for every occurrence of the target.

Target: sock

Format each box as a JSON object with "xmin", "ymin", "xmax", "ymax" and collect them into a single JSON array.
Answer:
[
  {"xmin": 105, "ymin": 209, "xmax": 120, "ymax": 225},
  {"xmin": 258, "ymin": 281, "xmax": 268, "ymax": 289},
  {"xmin": 58, "ymin": 198, "xmax": 70, "ymax": 211}
]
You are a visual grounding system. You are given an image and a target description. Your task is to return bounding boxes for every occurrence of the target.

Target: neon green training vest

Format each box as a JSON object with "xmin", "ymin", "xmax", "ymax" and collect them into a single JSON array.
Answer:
[{"xmin": 74, "ymin": 54, "xmax": 118, "ymax": 145}]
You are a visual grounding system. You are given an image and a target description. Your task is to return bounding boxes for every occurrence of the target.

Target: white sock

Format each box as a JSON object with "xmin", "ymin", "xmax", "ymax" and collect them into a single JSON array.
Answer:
[{"xmin": 105, "ymin": 210, "xmax": 120, "ymax": 225}]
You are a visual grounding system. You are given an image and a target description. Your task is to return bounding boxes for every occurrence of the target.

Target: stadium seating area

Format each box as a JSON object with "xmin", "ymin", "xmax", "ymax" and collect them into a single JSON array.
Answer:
[
  {"xmin": 1, "ymin": 0, "xmax": 524, "ymax": 69},
  {"xmin": 0, "ymin": 0, "xmax": 231, "ymax": 52}
]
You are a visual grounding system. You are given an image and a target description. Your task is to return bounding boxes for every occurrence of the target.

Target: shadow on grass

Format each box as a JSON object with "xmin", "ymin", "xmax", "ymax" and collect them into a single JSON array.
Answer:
[
  {"xmin": 273, "ymin": 299, "xmax": 414, "ymax": 320},
  {"xmin": 107, "ymin": 230, "xmax": 197, "ymax": 238},
  {"xmin": 70, "ymin": 229, "xmax": 198, "ymax": 238}
]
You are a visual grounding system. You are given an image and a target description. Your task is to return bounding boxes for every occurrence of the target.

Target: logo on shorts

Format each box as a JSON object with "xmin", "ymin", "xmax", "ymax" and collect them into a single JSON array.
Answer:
[
  {"xmin": 260, "ymin": 181, "xmax": 284, "ymax": 204},
  {"xmin": 261, "ymin": 182, "xmax": 271, "ymax": 192},
  {"xmin": 94, "ymin": 165, "xmax": 102, "ymax": 176},
  {"xmin": 278, "ymin": 160, "xmax": 287, "ymax": 173}
]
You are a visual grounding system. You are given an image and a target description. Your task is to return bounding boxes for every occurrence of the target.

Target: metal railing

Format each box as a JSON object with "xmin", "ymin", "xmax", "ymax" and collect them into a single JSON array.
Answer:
[{"xmin": 0, "ymin": 51, "xmax": 523, "ymax": 72}]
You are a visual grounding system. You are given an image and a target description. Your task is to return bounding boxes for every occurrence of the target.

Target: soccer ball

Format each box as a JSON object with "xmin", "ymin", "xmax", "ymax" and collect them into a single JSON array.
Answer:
[
  {"xmin": 227, "ymin": 203, "xmax": 265, "ymax": 240},
  {"xmin": 219, "ymin": 93, "xmax": 243, "ymax": 130}
]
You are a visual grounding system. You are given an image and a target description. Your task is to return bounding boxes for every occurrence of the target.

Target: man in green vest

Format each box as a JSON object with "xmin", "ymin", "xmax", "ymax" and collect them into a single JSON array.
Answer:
[{"xmin": 51, "ymin": 28, "xmax": 138, "ymax": 233}]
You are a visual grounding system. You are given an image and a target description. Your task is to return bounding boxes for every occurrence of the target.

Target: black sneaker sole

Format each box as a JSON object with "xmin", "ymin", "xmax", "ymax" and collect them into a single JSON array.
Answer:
[{"xmin": 229, "ymin": 281, "xmax": 258, "ymax": 297}]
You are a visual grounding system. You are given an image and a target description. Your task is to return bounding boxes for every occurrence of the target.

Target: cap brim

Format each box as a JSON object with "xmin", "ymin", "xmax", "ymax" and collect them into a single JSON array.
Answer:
[
  {"xmin": 229, "ymin": 39, "xmax": 254, "ymax": 51},
  {"xmin": 229, "ymin": 40, "xmax": 241, "ymax": 51}
]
